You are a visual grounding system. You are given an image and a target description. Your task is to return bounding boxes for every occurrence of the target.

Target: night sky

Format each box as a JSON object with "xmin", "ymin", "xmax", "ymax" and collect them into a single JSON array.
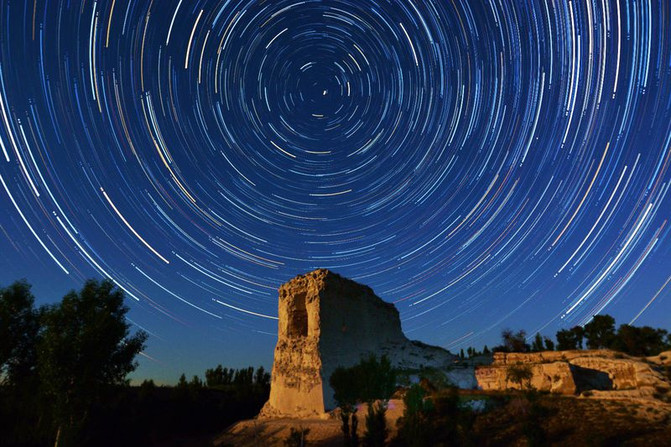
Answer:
[{"xmin": 1, "ymin": 0, "xmax": 670, "ymax": 383}]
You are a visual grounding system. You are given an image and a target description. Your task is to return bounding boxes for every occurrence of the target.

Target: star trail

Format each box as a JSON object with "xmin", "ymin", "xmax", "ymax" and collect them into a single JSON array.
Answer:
[{"xmin": 0, "ymin": 0, "xmax": 670, "ymax": 379}]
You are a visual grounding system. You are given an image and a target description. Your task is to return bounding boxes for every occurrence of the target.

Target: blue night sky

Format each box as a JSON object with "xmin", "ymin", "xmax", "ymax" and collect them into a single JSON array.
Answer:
[{"xmin": 1, "ymin": 0, "xmax": 670, "ymax": 384}]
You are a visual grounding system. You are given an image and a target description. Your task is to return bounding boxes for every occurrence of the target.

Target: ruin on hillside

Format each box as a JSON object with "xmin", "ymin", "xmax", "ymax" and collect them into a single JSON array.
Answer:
[{"xmin": 260, "ymin": 269, "xmax": 455, "ymax": 417}]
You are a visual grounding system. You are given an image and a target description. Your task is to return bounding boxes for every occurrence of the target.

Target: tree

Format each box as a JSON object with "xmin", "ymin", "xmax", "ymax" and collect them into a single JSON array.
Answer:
[
  {"xmin": 205, "ymin": 365, "xmax": 224, "ymax": 387},
  {"xmin": 363, "ymin": 401, "xmax": 387, "ymax": 447},
  {"xmin": 497, "ymin": 329, "xmax": 530, "ymax": 352},
  {"xmin": 254, "ymin": 365, "xmax": 270, "ymax": 387},
  {"xmin": 331, "ymin": 363, "xmax": 360, "ymax": 447},
  {"xmin": 556, "ymin": 326, "xmax": 584, "ymax": 350},
  {"xmin": 190, "ymin": 375, "xmax": 203, "ymax": 389},
  {"xmin": 543, "ymin": 337, "xmax": 555, "ymax": 351},
  {"xmin": 506, "ymin": 362, "xmax": 534, "ymax": 391},
  {"xmin": 38, "ymin": 279, "xmax": 147, "ymax": 446},
  {"xmin": 395, "ymin": 384, "xmax": 435, "ymax": 447},
  {"xmin": 177, "ymin": 373, "xmax": 188, "ymax": 388},
  {"xmin": 0, "ymin": 280, "xmax": 41, "ymax": 386},
  {"xmin": 330, "ymin": 355, "xmax": 396, "ymax": 447},
  {"xmin": 0, "ymin": 281, "xmax": 46, "ymax": 445},
  {"xmin": 531, "ymin": 333, "xmax": 544, "ymax": 352},
  {"xmin": 583, "ymin": 315, "xmax": 615, "ymax": 349},
  {"xmin": 611, "ymin": 324, "xmax": 670, "ymax": 356}
]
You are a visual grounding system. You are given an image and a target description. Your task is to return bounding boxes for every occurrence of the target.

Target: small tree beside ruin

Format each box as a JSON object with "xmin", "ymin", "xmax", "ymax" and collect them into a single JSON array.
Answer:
[
  {"xmin": 330, "ymin": 355, "xmax": 396, "ymax": 447},
  {"xmin": 505, "ymin": 362, "xmax": 534, "ymax": 391}
]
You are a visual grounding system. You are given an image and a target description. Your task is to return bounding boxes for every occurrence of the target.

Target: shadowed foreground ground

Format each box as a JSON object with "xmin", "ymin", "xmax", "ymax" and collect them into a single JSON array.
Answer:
[
  {"xmin": 215, "ymin": 399, "xmax": 405, "ymax": 447},
  {"xmin": 214, "ymin": 393, "xmax": 671, "ymax": 447}
]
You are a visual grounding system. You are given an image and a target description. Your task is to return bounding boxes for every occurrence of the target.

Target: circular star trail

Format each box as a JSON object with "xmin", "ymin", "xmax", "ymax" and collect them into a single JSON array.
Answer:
[{"xmin": 0, "ymin": 0, "xmax": 670, "ymax": 373}]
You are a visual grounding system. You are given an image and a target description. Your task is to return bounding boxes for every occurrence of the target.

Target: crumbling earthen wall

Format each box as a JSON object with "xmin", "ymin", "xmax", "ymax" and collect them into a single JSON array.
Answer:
[{"xmin": 475, "ymin": 350, "xmax": 671, "ymax": 397}]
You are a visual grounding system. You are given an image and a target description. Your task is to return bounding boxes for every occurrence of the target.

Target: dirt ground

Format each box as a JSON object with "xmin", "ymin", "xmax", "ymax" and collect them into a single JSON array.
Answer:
[
  {"xmin": 213, "ymin": 394, "xmax": 671, "ymax": 447},
  {"xmin": 214, "ymin": 399, "xmax": 405, "ymax": 447}
]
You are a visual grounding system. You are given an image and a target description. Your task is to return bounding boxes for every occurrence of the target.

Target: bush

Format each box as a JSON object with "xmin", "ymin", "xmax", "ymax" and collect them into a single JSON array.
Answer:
[
  {"xmin": 506, "ymin": 362, "xmax": 534, "ymax": 390},
  {"xmin": 495, "ymin": 329, "xmax": 530, "ymax": 352},
  {"xmin": 364, "ymin": 401, "xmax": 387, "ymax": 447},
  {"xmin": 285, "ymin": 426, "xmax": 310, "ymax": 447},
  {"xmin": 394, "ymin": 384, "xmax": 435, "ymax": 447},
  {"xmin": 330, "ymin": 355, "xmax": 395, "ymax": 447}
]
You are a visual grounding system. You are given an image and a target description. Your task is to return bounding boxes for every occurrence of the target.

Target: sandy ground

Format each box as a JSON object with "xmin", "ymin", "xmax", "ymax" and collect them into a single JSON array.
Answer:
[{"xmin": 214, "ymin": 399, "xmax": 405, "ymax": 447}]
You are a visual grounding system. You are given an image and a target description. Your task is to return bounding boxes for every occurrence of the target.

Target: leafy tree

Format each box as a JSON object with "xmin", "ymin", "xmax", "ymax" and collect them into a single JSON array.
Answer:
[
  {"xmin": 330, "ymin": 355, "xmax": 396, "ymax": 447},
  {"xmin": 543, "ymin": 336, "xmax": 555, "ymax": 351},
  {"xmin": 0, "ymin": 281, "xmax": 47, "ymax": 445},
  {"xmin": 190, "ymin": 375, "xmax": 203, "ymax": 389},
  {"xmin": 531, "ymin": 333, "xmax": 545, "ymax": 352},
  {"xmin": 506, "ymin": 362, "xmax": 534, "ymax": 390},
  {"xmin": 395, "ymin": 384, "xmax": 435, "ymax": 447},
  {"xmin": 611, "ymin": 324, "xmax": 670, "ymax": 356},
  {"xmin": 0, "ymin": 280, "xmax": 41, "ymax": 386},
  {"xmin": 354, "ymin": 355, "xmax": 396, "ymax": 404},
  {"xmin": 584, "ymin": 315, "xmax": 616, "ymax": 349},
  {"xmin": 395, "ymin": 384, "xmax": 474, "ymax": 446},
  {"xmin": 38, "ymin": 279, "xmax": 147, "ymax": 446},
  {"xmin": 140, "ymin": 379, "xmax": 156, "ymax": 388},
  {"xmin": 177, "ymin": 373, "xmax": 188, "ymax": 388},
  {"xmin": 556, "ymin": 326, "xmax": 584, "ymax": 350},
  {"xmin": 254, "ymin": 365, "xmax": 270, "ymax": 386},
  {"xmin": 205, "ymin": 364, "xmax": 224, "ymax": 387},
  {"xmin": 482, "ymin": 345, "xmax": 490, "ymax": 355},
  {"xmin": 330, "ymin": 364, "xmax": 359, "ymax": 446},
  {"xmin": 363, "ymin": 400, "xmax": 387, "ymax": 447},
  {"xmin": 496, "ymin": 329, "xmax": 530, "ymax": 352}
]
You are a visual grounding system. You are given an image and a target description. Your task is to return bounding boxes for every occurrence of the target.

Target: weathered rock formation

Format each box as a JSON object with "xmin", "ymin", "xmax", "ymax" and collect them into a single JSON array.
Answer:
[
  {"xmin": 260, "ymin": 269, "xmax": 455, "ymax": 417},
  {"xmin": 475, "ymin": 350, "xmax": 671, "ymax": 398}
]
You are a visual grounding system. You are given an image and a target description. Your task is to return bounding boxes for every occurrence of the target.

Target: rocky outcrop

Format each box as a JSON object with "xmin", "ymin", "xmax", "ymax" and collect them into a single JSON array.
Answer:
[
  {"xmin": 475, "ymin": 350, "xmax": 671, "ymax": 398},
  {"xmin": 476, "ymin": 360, "xmax": 577, "ymax": 394},
  {"xmin": 260, "ymin": 269, "xmax": 455, "ymax": 417}
]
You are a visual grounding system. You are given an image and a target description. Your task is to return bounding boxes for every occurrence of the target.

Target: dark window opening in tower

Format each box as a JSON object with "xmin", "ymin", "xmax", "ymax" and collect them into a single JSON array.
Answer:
[{"xmin": 287, "ymin": 292, "xmax": 308, "ymax": 338}]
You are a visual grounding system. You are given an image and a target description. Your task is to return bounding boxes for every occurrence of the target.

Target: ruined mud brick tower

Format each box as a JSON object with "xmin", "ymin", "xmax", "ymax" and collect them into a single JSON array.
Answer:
[{"xmin": 261, "ymin": 269, "xmax": 454, "ymax": 417}]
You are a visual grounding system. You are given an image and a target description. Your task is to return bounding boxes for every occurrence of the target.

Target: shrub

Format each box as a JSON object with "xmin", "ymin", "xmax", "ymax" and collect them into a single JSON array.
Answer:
[
  {"xmin": 284, "ymin": 426, "xmax": 310, "ymax": 447},
  {"xmin": 506, "ymin": 362, "xmax": 534, "ymax": 390},
  {"xmin": 363, "ymin": 401, "xmax": 387, "ymax": 447}
]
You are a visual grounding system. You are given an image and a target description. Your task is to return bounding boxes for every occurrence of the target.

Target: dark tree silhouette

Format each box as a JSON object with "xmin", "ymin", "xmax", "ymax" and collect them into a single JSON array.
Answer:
[
  {"xmin": 363, "ymin": 400, "xmax": 388, "ymax": 447},
  {"xmin": 205, "ymin": 364, "xmax": 225, "ymax": 387},
  {"xmin": 506, "ymin": 362, "xmax": 534, "ymax": 390},
  {"xmin": 330, "ymin": 355, "xmax": 396, "ymax": 447},
  {"xmin": 611, "ymin": 324, "xmax": 670, "ymax": 356},
  {"xmin": 395, "ymin": 384, "xmax": 435, "ymax": 447},
  {"xmin": 496, "ymin": 329, "xmax": 530, "ymax": 352},
  {"xmin": 0, "ymin": 280, "xmax": 40, "ymax": 386},
  {"xmin": 556, "ymin": 326, "xmax": 584, "ymax": 350},
  {"xmin": 531, "ymin": 333, "xmax": 544, "ymax": 352},
  {"xmin": 543, "ymin": 337, "xmax": 555, "ymax": 351},
  {"xmin": 177, "ymin": 373, "xmax": 189, "ymax": 389},
  {"xmin": 583, "ymin": 315, "xmax": 616, "ymax": 349},
  {"xmin": 0, "ymin": 280, "xmax": 45, "ymax": 445},
  {"xmin": 38, "ymin": 279, "xmax": 147, "ymax": 446}
]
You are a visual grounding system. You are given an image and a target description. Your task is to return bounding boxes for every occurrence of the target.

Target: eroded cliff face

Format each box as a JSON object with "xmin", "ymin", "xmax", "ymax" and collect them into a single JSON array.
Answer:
[
  {"xmin": 475, "ymin": 350, "xmax": 671, "ymax": 398},
  {"xmin": 261, "ymin": 269, "xmax": 455, "ymax": 417}
]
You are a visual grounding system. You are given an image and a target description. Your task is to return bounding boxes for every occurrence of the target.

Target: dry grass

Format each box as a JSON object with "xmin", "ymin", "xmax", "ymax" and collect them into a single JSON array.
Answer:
[
  {"xmin": 471, "ymin": 393, "xmax": 671, "ymax": 446},
  {"xmin": 214, "ymin": 392, "xmax": 671, "ymax": 446}
]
